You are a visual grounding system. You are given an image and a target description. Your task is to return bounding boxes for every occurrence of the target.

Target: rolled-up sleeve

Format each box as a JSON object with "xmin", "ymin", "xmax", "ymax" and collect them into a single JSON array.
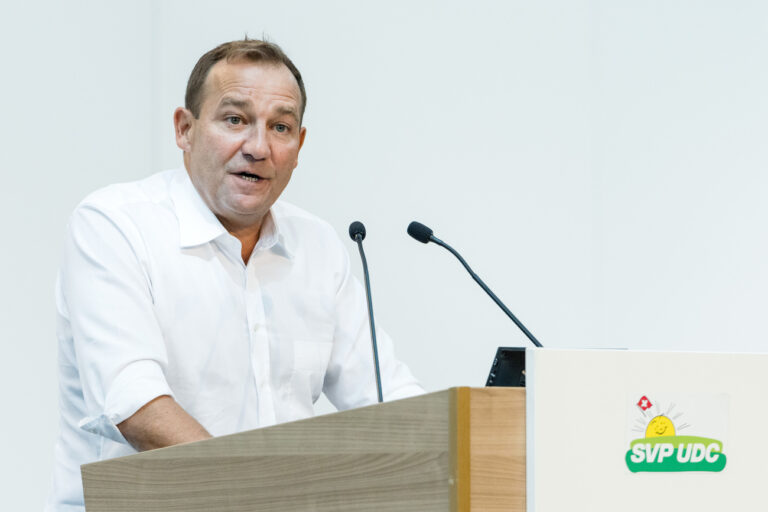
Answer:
[{"xmin": 61, "ymin": 203, "xmax": 173, "ymax": 444}]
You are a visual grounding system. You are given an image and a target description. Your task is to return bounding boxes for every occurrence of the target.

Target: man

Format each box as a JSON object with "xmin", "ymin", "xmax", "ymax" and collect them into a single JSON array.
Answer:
[{"xmin": 47, "ymin": 39, "xmax": 422, "ymax": 511}]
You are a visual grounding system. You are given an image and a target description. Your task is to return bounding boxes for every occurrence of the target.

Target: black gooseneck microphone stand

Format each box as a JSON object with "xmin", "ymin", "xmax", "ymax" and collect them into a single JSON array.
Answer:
[{"xmin": 349, "ymin": 221, "xmax": 384, "ymax": 403}]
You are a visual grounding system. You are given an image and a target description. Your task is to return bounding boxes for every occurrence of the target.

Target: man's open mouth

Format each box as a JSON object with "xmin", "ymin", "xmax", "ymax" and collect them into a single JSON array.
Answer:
[{"xmin": 235, "ymin": 171, "xmax": 262, "ymax": 182}]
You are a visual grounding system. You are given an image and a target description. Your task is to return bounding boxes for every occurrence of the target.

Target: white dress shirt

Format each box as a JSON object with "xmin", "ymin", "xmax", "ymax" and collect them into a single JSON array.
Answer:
[{"xmin": 46, "ymin": 168, "xmax": 423, "ymax": 511}]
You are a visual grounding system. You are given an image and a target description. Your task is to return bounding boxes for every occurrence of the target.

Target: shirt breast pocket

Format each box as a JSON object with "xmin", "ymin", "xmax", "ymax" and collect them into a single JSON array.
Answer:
[{"xmin": 291, "ymin": 340, "xmax": 333, "ymax": 403}]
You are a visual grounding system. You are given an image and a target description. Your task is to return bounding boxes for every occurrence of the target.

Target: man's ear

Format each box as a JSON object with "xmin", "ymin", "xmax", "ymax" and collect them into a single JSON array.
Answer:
[
  {"xmin": 298, "ymin": 126, "xmax": 307, "ymax": 151},
  {"xmin": 174, "ymin": 107, "xmax": 195, "ymax": 151},
  {"xmin": 293, "ymin": 126, "xmax": 307, "ymax": 168}
]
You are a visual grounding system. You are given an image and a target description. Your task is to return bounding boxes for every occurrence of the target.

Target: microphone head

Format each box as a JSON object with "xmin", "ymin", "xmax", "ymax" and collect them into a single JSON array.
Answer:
[
  {"xmin": 407, "ymin": 221, "xmax": 433, "ymax": 243},
  {"xmin": 349, "ymin": 221, "xmax": 366, "ymax": 241}
]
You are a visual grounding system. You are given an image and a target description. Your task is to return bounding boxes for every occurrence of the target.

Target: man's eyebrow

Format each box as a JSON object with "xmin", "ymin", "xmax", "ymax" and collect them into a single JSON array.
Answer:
[{"xmin": 274, "ymin": 105, "xmax": 299, "ymax": 122}]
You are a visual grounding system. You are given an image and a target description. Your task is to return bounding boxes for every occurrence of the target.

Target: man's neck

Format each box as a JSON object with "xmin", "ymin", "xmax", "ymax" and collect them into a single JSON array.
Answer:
[{"xmin": 218, "ymin": 217, "xmax": 263, "ymax": 264}]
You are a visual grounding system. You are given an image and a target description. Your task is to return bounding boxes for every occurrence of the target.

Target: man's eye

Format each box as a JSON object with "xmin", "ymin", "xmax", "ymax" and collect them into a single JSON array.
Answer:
[
  {"xmin": 226, "ymin": 116, "xmax": 242, "ymax": 125},
  {"xmin": 275, "ymin": 124, "xmax": 288, "ymax": 133}
]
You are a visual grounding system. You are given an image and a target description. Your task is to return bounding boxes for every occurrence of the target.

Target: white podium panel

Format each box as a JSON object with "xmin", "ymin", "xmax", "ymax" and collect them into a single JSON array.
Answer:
[{"xmin": 526, "ymin": 349, "xmax": 768, "ymax": 512}]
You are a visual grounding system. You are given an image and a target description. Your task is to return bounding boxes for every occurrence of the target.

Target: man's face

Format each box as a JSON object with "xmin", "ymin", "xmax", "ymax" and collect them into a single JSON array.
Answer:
[{"xmin": 175, "ymin": 60, "xmax": 306, "ymax": 231}]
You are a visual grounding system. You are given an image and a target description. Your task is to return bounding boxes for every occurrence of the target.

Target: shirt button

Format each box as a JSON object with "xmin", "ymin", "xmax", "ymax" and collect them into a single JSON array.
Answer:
[{"xmin": 252, "ymin": 324, "xmax": 260, "ymax": 333}]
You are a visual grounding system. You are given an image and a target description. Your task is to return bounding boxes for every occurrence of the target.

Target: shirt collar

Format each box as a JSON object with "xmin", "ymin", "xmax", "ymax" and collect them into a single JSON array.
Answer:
[
  {"xmin": 170, "ymin": 168, "xmax": 293, "ymax": 259},
  {"xmin": 171, "ymin": 168, "xmax": 227, "ymax": 248},
  {"xmin": 259, "ymin": 203, "xmax": 294, "ymax": 259}
]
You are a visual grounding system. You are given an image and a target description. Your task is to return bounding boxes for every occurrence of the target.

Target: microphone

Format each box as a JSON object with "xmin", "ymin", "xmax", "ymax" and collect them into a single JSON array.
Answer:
[
  {"xmin": 348, "ymin": 221, "xmax": 384, "ymax": 403},
  {"xmin": 407, "ymin": 221, "xmax": 543, "ymax": 348},
  {"xmin": 349, "ymin": 221, "xmax": 366, "ymax": 241},
  {"xmin": 406, "ymin": 221, "xmax": 432, "ymax": 243}
]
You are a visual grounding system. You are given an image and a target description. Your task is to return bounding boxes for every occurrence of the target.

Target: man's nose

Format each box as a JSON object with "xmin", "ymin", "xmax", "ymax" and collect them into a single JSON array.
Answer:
[{"xmin": 241, "ymin": 126, "xmax": 270, "ymax": 161}]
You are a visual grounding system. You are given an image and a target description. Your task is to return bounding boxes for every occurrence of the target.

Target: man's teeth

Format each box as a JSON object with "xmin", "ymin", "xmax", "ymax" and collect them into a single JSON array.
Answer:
[{"xmin": 240, "ymin": 174, "xmax": 260, "ymax": 182}]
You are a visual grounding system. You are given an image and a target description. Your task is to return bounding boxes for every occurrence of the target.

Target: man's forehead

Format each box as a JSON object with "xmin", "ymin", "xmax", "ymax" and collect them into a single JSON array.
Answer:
[{"xmin": 203, "ymin": 59, "xmax": 301, "ymax": 105}]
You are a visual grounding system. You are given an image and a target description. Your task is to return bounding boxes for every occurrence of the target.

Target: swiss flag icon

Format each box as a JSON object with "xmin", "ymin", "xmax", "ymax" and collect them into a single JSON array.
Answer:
[{"xmin": 637, "ymin": 396, "xmax": 653, "ymax": 411}]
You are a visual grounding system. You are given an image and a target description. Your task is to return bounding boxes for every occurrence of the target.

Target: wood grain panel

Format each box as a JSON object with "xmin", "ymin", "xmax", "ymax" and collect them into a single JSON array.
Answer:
[
  {"xmin": 82, "ymin": 387, "xmax": 527, "ymax": 511},
  {"xmin": 468, "ymin": 387, "xmax": 526, "ymax": 511},
  {"xmin": 83, "ymin": 390, "xmax": 454, "ymax": 512}
]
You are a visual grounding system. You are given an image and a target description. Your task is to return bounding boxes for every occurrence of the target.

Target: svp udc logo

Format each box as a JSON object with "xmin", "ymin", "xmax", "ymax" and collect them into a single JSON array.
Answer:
[{"xmin": 625, "ymin": 394, "xmax": 728, "ymax": 473}]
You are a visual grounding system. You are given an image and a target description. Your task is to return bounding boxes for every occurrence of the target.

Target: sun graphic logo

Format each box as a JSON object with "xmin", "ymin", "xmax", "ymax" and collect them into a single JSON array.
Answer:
[{"xmin": 625, "ymin": 395, "xmax": 727, "ymax": 473}]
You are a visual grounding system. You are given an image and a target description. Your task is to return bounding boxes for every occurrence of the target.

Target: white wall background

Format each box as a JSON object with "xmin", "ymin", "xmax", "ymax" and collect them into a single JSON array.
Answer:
[{"xmin": 2, "ymin": 1, "xmax": 767, "ymax": 509}]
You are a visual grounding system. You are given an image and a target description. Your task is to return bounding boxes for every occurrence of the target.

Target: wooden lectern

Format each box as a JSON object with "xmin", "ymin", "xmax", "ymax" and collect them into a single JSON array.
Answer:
[
  {"xmin": 83, "ymin": 349, "xmax": 768, "ymax": 511},
  {"xmin": 82, "ymin": 387, "xmax": 525, "ymax": 512}
]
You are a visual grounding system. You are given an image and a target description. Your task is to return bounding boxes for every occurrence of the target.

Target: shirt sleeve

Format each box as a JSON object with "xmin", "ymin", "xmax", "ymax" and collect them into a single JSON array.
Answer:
[
  {"xmin": 322, "ymin": 241, "xmax": 425, "ymax": 410},
  {"xmin": 60, "ymin": 203, "xmax": 174, "ymax": 444}
]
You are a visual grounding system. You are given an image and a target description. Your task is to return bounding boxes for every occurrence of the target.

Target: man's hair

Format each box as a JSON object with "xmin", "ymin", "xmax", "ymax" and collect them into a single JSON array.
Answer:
[{"xmin": 185, "ymin": 38, "xmax": 306, "ymax": 122}]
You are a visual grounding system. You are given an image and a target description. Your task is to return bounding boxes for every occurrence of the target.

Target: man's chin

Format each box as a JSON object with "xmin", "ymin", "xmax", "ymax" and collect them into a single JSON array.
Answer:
[{"xmin": 216, "ymin": 203, "xmax": 272, "ymax": 229}]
